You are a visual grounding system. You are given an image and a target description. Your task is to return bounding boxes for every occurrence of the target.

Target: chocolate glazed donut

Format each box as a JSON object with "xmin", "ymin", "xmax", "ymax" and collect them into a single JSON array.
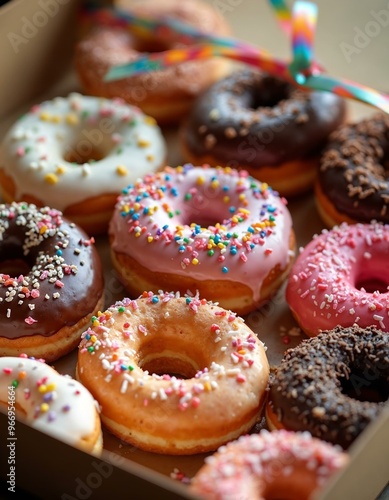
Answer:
[
  {"xmin": 180, "ymin": 70, "xmax": 346, "ymax": 196},
  {"xmin": 267, "ymin": 325, "xmax": 389, "ymax": 449},
  {"xmin": 316, "ymin": 113, "xmax": 389, "ymax": 227},
  {"xmin": 0, "ymin": 203, "xmax": 104, "ymax": 361}
]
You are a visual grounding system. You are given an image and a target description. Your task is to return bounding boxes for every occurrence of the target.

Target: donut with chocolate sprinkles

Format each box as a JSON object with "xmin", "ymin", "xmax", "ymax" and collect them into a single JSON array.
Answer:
[
  {"xmin": 316, "ymin": 113, "xmax": 389, "ymax": 227},
  {"xmin": 266, "ymin": 325, "xmax": 389, "ymax": 449},
  {"xmin": 0, "ymin": 202, "xmax": 104, "ymax": 362},
  {"xmin": 180, "ymin": 69, "xmax": 346, "ymax": 196}
]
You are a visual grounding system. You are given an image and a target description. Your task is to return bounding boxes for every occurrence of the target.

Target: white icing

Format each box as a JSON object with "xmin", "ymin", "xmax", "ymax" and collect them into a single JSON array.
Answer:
[
  {"xmin": 0, "ymin": 357, "xmax": 98, "ymax": 448},
  {"xmin": 0, "ymin": 94, "xmax": 166, "ymax": 210}
]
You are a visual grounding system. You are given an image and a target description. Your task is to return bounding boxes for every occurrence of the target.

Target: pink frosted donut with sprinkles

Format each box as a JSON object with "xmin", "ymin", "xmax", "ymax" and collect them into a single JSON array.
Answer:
[
  {"xmin": 77, "ymin": 291, "xmax": 270, "ymax": 455},
  {"xmin": 286, "ymin": 222, "xmax": 389, "ymax": 336},
  {"xmin": 0, "ymin": 356, "xmax": 103, "ymax": 455},
  {"xmin": 0, "ymin": 93, "xmax": 166, "ymax": 235},
  {"xmin": 190, "ymin": 430, "xmax": 348, "ymax": 500},
  {"xmin": 109, "ymin": 165, "xmax": 295, "ymax": 315}
]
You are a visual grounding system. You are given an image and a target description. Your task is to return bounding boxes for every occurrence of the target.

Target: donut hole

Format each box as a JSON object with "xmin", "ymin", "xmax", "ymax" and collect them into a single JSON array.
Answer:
[
  {"xmin": 0, "ymin": 244, "xmax": 34, "ymax": 276},
  {"xmin": 137, "ymin": 339, "xmax": 206, "ymax": 379},
  {"xmin": 248, "ymin": 77, "xmax": 290, "ymax": 110},
  {"xmin": 340, "ymin": 367, "xmax": 389, "ymax": 403},
  {"xmin": 63, "ymin": 134, "xmax": 114, "ymax": 165},
  {"xmin": 355, "ymin": 274, "xmax": 389, "ymax": 294}
]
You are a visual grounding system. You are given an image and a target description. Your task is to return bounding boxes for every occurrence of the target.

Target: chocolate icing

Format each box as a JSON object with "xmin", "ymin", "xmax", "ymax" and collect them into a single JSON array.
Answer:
[
  {"xmin": 181, "ymin": 70, "xmax": 346, "ymax": 167},
  {"xmin": 0, "ymin": 203, "xmax": 104, "ymax": 339},
  {"xmin": 269, "ymin": 325, "xmax": 389, "ymax": 449},
  {"xmin": 318, "ymin": 113, "xmax": 389, "ymax": 222}
]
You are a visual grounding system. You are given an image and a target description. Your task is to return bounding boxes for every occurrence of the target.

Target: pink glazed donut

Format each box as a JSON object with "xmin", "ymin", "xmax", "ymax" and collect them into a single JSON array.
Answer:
[
  {"xmin": 190, "ymin": 430, "xmax": 348, "ymax": 500},
  {"xmin": 286, "ymin": 222, "xmax": 389, "ymax": 336},
  {"xmin": 109, "ymin": 164, "xmax": 295, "ymax": 315}
]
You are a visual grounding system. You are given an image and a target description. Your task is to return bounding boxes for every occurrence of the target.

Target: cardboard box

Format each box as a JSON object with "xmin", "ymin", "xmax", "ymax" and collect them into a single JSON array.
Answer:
[{"xmin": 0, "ymin": 0, "xmax": 388, "ymax": 498}]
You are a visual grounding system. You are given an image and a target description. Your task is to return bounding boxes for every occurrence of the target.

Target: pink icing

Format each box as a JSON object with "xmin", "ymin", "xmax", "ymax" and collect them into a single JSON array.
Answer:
[
  {"xmin": 109, "ymin": 165, "xmax": 293, "ymax": 302},
  {"xmin": 286, "ymin": 222, "xmax": 389, "ymax": 335}
]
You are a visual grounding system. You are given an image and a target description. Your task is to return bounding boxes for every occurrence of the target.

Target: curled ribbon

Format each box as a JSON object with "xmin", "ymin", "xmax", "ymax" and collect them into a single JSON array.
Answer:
[{"xmin": 85, "ymin": 1, "xmax": 389, "ymax": 114}]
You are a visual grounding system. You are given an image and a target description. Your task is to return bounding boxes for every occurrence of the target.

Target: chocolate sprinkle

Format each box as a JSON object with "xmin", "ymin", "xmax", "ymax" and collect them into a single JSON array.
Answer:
[
  {"xmin": 318, "ymin": 113, "xmax": 389, "ymax": 223},
  {"xmin": 269, "ymin": 325, "xmax": 389, "ymax": 449}
]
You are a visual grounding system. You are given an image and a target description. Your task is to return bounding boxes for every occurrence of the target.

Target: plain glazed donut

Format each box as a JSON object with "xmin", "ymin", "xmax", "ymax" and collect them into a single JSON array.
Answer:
[
  {"xmin": 180, "ymin": 70, "xmax": 346, "ymax": 196},
  {"xmin": 190, "ymin": 430, "xmax": 348, "ymax": 500},
  {"xmin": 109, "ymin": 165, "xmax": 295, "ymax": 316},
  {"xmin": 0, "ymin": 93, "xmax": 166, "ymax": 235},
  {"xmin": 316, "ymin": 113, "xmax": 389, "ymax": 227},
  {"xmin": 266, "ymin": 326, "xmax": 389, "ymax": 449},
  {"xmin": 0, "ymin": 202, "xmax": 104, "ymax": 362},
  {"xmin": 0, "ymin": 356, "xmax": 103, "ymax": 455},
  {"xmin": 77, "ymin": 291, "xmax": 270, "ymax": 455},
  {"xmin": 75, "ymin": 0, "xmax": 231, "ymax": 124},
  {"xmin": 286, "ymin": 221, "xmax": 389, "ymax": 336}
]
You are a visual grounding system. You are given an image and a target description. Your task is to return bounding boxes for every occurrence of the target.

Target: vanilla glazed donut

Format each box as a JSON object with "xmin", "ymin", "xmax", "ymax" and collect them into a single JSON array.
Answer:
[
  {"xmin": 0, "ymin": 93, "xmax": 166, "ymax": 235},
  {"xmin": 180, "ymin": 70, "xmax": 346, "ymax": 196},
  {"xmin": 77, "ymin": 291, "xmax": 270, "ymax": 455},
  {"xmin": 75, "ymin": 0, "xmax": 231, "ymax": 124},
  {"xmin": 316, "ymin": 113, "xmax": 389, "ymax": 227},
  {"xmin": 286, "ymin": 221, "xmax": 389, "ymax": 336},
  {"xmin": 0, "ymin": 202, "xmax": 104, "ymax": 362},
  {"xmin": 190, "ymin": 430, "xmax": 348, "ymax": 500},
  {"xmin": 109, "ymin": 165, "xmax": 295, "ymax": 316},
  {"xmin": 266, "ymin": 326, "xmax": 389, "ymax": 449},
  {"xmin": 0, "ymin": 356, "xmax": 103, "ymax": 455}
]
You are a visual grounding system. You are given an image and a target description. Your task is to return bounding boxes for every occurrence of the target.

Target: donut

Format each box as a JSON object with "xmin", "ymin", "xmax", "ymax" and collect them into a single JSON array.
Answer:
[
  {"xmin": 109, "ymin": 164, "xmax": 295, "ymax": 316},
  {"xmin": 0, "ymin": 202, "xmax": 104, "ymax": 362},
  {"xmin": 180, "ymin": 70, "xmax": 346, "ymax": 196},
  {"xmin": 316, "ymin": 113, "xmax": 389, "ymax": 227},
  {"xmin": 286, "ymin": 221, "xmax": 389, "ymax": 336},
  {"xmin": 190, "ymin": 430, "xmax": 348, "ymax": 500},
  {"xmin": 0, "ymin": 93, "xmax": 166, "ymax": 235},
  {"xmin": 266, "ymin": 325, "xmax": 389, "ymax": 449},
  {"xmin": 75, "ymin": 0, "xmax": 231, "ymax": 124},
  {"xmin": 77, "ymin": 291, "xmax": 270, "ymax": 455},
  {"xmin": 0, "ymin": 355, "xmax": 103, "ymax": 455}
]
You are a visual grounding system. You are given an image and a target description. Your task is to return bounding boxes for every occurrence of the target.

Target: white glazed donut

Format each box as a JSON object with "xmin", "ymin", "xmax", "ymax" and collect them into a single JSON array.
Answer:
[
  {"xmin": 0, "ymin": 93, "xmax": 167, "ymax": 234},
  {"xmin": 0, "ymin": 356, "xmax": 103, "ymax": 455}
]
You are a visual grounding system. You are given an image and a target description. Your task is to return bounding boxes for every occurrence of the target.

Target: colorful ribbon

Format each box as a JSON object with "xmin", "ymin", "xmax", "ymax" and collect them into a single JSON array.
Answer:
[{"xmin": 85, "ymin": 1, "xmax": 389, "ymax": 114}]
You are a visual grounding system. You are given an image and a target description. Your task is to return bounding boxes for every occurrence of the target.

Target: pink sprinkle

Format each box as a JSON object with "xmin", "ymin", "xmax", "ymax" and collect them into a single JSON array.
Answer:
[
  {"xmin": 143, "ymin": 398, "xmax": 149, "ymax": 407},
  {"xmin": 16, "ymin": 146, "xmax": 25, "ymax": 157},
  {"xmin": 138, "ymin": 325, "xmax": 147, "ymax": 335},
  {"xmin": 2, "ymin": 367, "xmax": 12, "ymax": 374},
  {"xmin": 100, "ymin": 108, "xmax": 113, "ymax": 117},
  {"xmin": 55, "ymin": 280, "xmax": 64, "ymax": 288},
  {"xmin": 25, "ymin": 316, "xmax": 38, "ymax": 325},
  {"xmin": 240, "ymin": 252, "xmax": 248, "ymax": 262},
  {"xmin": 19, "ymin": 353, "xmax": 28, "ymax": 358},
  {"xmin": 24, "ymin": 389, "xmax": 31, "ymax": 400},
  {"xmin": 191, "ymin": 397, "xmax": 200, "ymax": 408},
  {"xmin": 31, "ymin": 289, "xmax": 40, "ymax": 298},
  {"xmin": 265, "ymin": 248, "xmax": 273, "ymax": 255},
  {"xmin": 236, "ymin": 374, "xmax": 246, "ymax": 383}
]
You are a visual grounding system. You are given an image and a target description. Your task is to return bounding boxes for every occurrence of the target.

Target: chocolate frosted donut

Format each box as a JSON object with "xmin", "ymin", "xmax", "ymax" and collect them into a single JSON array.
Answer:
[
  {"xmin": 266, "ymin": 325, "xmax": 389, "ymax": 448},
  {"xmin": 0, "ymin": 202, "xmax": 104, "ymax": 361},
  {"xmin": 180, "ymin": 70, "xmax": 346, "ymax": 196},
  {"xmin": 316, "ymin": 113, "xmax": 389, "ymax": 227}
]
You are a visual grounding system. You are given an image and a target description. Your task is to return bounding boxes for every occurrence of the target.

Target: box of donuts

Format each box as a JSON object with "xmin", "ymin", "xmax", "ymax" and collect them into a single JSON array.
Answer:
[{"xmin": 0, "ymin": 0, "xmax": 388, "ymax": 498}]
